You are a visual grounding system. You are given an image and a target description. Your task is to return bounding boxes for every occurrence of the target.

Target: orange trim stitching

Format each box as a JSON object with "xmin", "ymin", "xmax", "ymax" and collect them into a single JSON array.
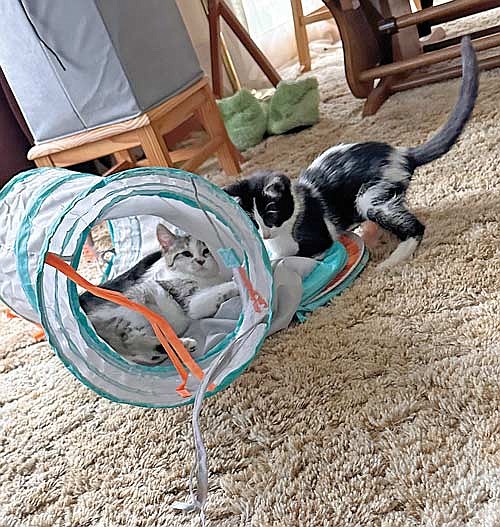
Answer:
[{"xmin": 237, "ymin": 267, "xmax": 268, "ymax": 313}]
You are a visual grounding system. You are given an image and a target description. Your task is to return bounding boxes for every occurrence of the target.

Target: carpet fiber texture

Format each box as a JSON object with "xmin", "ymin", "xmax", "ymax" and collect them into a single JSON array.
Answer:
[{"xmin": 1, "ymin": 11, "xmax": 500, "ymax": 527}]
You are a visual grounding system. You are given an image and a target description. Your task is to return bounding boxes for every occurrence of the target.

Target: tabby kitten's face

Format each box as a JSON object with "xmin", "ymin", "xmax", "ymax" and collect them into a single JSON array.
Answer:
[{"xmin": 157, "ymin": 224, "xmax": 219, "ymax": 278}]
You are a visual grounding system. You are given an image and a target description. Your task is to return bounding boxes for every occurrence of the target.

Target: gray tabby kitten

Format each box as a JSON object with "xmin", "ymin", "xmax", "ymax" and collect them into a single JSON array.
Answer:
[{"xmin": 80, "ymin": 224, "xmax": 238, "ymax": 365}]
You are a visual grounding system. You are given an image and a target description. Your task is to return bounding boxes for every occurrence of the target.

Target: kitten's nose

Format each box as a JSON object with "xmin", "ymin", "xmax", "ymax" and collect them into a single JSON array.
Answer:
[
  {"xmin": 262, "ymin": 231, "xmax": 271, "ymax": 240},
  {"xmin": 196, "ymin": 259, "xmax": 205, "ymax": 266}
]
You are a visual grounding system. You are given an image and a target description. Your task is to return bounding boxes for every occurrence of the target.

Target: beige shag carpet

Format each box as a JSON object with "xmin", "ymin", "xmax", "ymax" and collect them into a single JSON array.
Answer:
[{"xmin": 2, "ymin": 11, "xmax": 500, "ymax": 527}]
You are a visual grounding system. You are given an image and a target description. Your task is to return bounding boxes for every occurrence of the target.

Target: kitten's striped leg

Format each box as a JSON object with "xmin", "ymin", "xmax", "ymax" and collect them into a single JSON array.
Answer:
[{"xmin": 358, "ymin": 193, "xmax": 425, "ymax": 269}]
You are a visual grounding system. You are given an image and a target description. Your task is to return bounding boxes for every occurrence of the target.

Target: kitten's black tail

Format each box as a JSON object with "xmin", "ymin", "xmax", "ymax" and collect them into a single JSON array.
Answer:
[{"xmin": 408, "ymin": 36, "xmax": 478, "ymax": 168}]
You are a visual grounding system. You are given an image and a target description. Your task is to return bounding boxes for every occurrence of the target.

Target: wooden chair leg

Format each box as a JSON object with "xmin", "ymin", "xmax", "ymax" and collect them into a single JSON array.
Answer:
[
  {"xmin": 196, "ymin": 86, "xmax": 240, "ymax": 177},
  {"xmin": 230, "ymin": 142, "xmax": 244, "ymax": 165},
  {"xmin": 219, "ymin": 0, "xmax": 281, "ymax": 88},
  {"xmin": 137, "ymin": 125, "xmax": 173, "ymax": 167},
  {"xmin": 290, "ymin": 0, "xmax": 312, "ymax": 72},
  {"xmin": 103, "ymin": 160, "xmax": 134, "ymax": 176},
  {"xmin": 114, "ymin": 149, "xmax": 135, "ymax": 164},
  {"xmin": 362, "ymin": 77, "xmax": 393, "ymax": 116},
  {"xmin": 208, "ymin": 0, "xmax": 224, "ymax": 98},
  {"xmin": 35, "ymin": 156, "xmax": 55, "ymax": 167}
]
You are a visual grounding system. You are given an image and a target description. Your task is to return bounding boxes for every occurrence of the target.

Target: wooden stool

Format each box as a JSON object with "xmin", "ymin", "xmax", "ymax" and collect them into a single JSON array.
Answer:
[{"xmin": 28, "ymin": 78, "xmax": 241, "ymax": 177}]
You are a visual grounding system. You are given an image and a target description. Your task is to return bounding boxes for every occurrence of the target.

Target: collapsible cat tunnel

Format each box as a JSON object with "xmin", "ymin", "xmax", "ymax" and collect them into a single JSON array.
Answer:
[
  {"xmin": 1, "ymin": 166, "xmax": 371, "ymax": 519},
  {"xmin": 0, "ymin": 167, "xmax": 273, "ymax": 408}
]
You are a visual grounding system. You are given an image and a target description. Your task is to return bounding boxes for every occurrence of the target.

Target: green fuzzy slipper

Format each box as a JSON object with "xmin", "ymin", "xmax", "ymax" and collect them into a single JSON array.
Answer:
[
  {"xmin": 266, "ymin": 77, "xmax": 320, "ymax": 135},
  {"xmin": 216, "ymin": 89, "xmax": 267, "ymax": 151}
]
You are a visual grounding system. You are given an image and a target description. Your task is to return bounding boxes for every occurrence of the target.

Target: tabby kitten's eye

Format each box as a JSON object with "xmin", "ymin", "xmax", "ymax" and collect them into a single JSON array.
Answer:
[
  {"xmin": 202, "ymin": 248, "xmax": 210, "ymax": 257},
  {"xmin": 181, "ymin": 251, "xmax": 193, "ymax": 257}
]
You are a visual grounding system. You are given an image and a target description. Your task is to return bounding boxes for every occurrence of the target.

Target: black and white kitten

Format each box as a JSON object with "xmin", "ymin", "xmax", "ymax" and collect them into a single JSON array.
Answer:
[
  {"xmin": 80, "ymin": 224, "xmax": 238, "ymax": 365},
  {"xmin": 225, "ymin": 37, "xmax": 478, "ymax": 268}
]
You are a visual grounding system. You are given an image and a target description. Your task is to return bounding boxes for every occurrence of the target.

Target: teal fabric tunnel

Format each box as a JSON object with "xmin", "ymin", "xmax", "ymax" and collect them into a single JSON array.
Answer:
[{"xmin": 0, "ymin": 167, "xmax": 273, "ymax": 408}]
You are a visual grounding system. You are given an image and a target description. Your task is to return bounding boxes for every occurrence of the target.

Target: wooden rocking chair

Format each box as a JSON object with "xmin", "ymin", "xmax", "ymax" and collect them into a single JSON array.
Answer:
[{"xmin": 322, "ymin": 0, "xmax": 500, "ymax": 115}]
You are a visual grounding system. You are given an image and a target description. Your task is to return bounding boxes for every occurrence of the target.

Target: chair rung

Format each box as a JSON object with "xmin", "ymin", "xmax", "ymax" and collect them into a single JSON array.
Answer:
[
  {"xmin": 394, "ymin": 0, "xmax": 500, "ymax": 32},
  {"xmin": 391, "ymin": 53, "xmax": 500, "ymax": 91},
  {"xmin": 423, "ymin": 24, "xmax": 500, "ymax": 53},
  {"xmin": 181, "ymin": 138, "xmax": 222, "ymax": 173},
  {"xmin": 302, "ymin": 6, "xmax": 332, "ymax": 25},
  {"xmin": 359, "ymin": 32, "xmax": 500, "ymax": 82}
]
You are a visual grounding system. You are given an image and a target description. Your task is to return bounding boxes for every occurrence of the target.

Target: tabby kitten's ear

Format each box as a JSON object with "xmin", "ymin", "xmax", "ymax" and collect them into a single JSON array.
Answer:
[
  {"xmin": 264, "ymin": 173, "xmax": 291, "ymax": 199},
  {"xmin": 156, "ymin": 224, "xmax": 177, "ymax": 251}
]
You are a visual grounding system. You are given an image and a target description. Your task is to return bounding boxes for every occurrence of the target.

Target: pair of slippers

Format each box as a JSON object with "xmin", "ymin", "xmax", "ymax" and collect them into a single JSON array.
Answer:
[{"xmin": 217, "ymin": 77, "xmax": 320, "ymax": 151}]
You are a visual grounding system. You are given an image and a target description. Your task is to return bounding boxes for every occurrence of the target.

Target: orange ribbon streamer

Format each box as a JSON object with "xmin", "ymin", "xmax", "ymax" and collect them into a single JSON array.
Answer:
[{"xmin": 45, "ymin": 252, "xmax": 216, "ymax": 397}]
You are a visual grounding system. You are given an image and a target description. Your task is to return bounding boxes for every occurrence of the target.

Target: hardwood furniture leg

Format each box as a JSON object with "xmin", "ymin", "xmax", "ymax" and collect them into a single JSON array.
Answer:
[
  {"xmin": 196, "ymin": 84, "xmax": 240, "ymax": 176},
  {"xmin": 324, "ymin": 0, "xmax": 420, "ymax": 114},
  {"xmin": 207, "ymin": 0, "xmax": 280, "ymax": 93},
  {"xmin": 208, "ymin": 0, "xmax": 224, "ymax": 98},
  {"xmin": 114, "ymin": 149, "xmax": 135, "ymax": 164},
  {"xmin": 200, "ymin": 0, "xmax": 241, "ymax": 94},
  {"xmin": 362, "ymin": 76, "xmax": 394, "ymax": 116},
  {"xmin": 35, "ymin": 156, "xmax": 55, "ymax": 167},
  {"xmin": 220, "ymin": 1, "xmax": 281, "ymax": 87},
  {"xmin": 220, "ymin": 33, "xmax": 242, "ymax": 93},
  {"xmin": 322, "ymin": 0, "xmax": 381, "ymax": 98},
  {"xmin": 137, "ymin": 125, "xmax": 173, "ymax": 167},
  {"xmin": 103, "ymin": 160, "xmax": 134, "ymax": 176},
  {"xmin": 290, "ymin": 0, "xmax": 312, "ymax": 72},
  {"xmin": 290, "ymin": 1, "xmax": 333, "ymax": 72}
]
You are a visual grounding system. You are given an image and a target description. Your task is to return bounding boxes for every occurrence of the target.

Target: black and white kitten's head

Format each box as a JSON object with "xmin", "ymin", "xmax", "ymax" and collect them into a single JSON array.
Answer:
[
  {"xmin": 224, "ymin": 170, "xmax": 295, "ymax": 239},
  {"xmin": 156, "ymin": 224, "xmax": 219, "ymax": 278}
]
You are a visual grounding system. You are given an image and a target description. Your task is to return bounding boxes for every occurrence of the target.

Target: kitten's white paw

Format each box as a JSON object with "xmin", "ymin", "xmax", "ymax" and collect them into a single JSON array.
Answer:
[
  {"xmin": 377, "ymin": 237, "xmax": 420, "ymax": 271},
  {"xmin": 187, "ymin": 303, "xmax": 207, "ymax": 320},
  {"xmin": 218, "ymin": 281, "xmax": 239, "ymax": 301},
  {"xmin": 376, "ymin": 259, "xmax": 394, "ymax": 271},
  {"xmin": 188, "ymin": 281, "xmax": 239, "ymax": 319},
  {"xmin": 181, "ymin": 337, "xmax": 197, "ymax": 354}
]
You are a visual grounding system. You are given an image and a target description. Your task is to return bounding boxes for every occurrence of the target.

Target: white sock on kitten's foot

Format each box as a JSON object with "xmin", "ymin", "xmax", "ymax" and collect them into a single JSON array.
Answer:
[{"xmin": 377, "ymin": 237, "xmax": 421, "ymax": 270}]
